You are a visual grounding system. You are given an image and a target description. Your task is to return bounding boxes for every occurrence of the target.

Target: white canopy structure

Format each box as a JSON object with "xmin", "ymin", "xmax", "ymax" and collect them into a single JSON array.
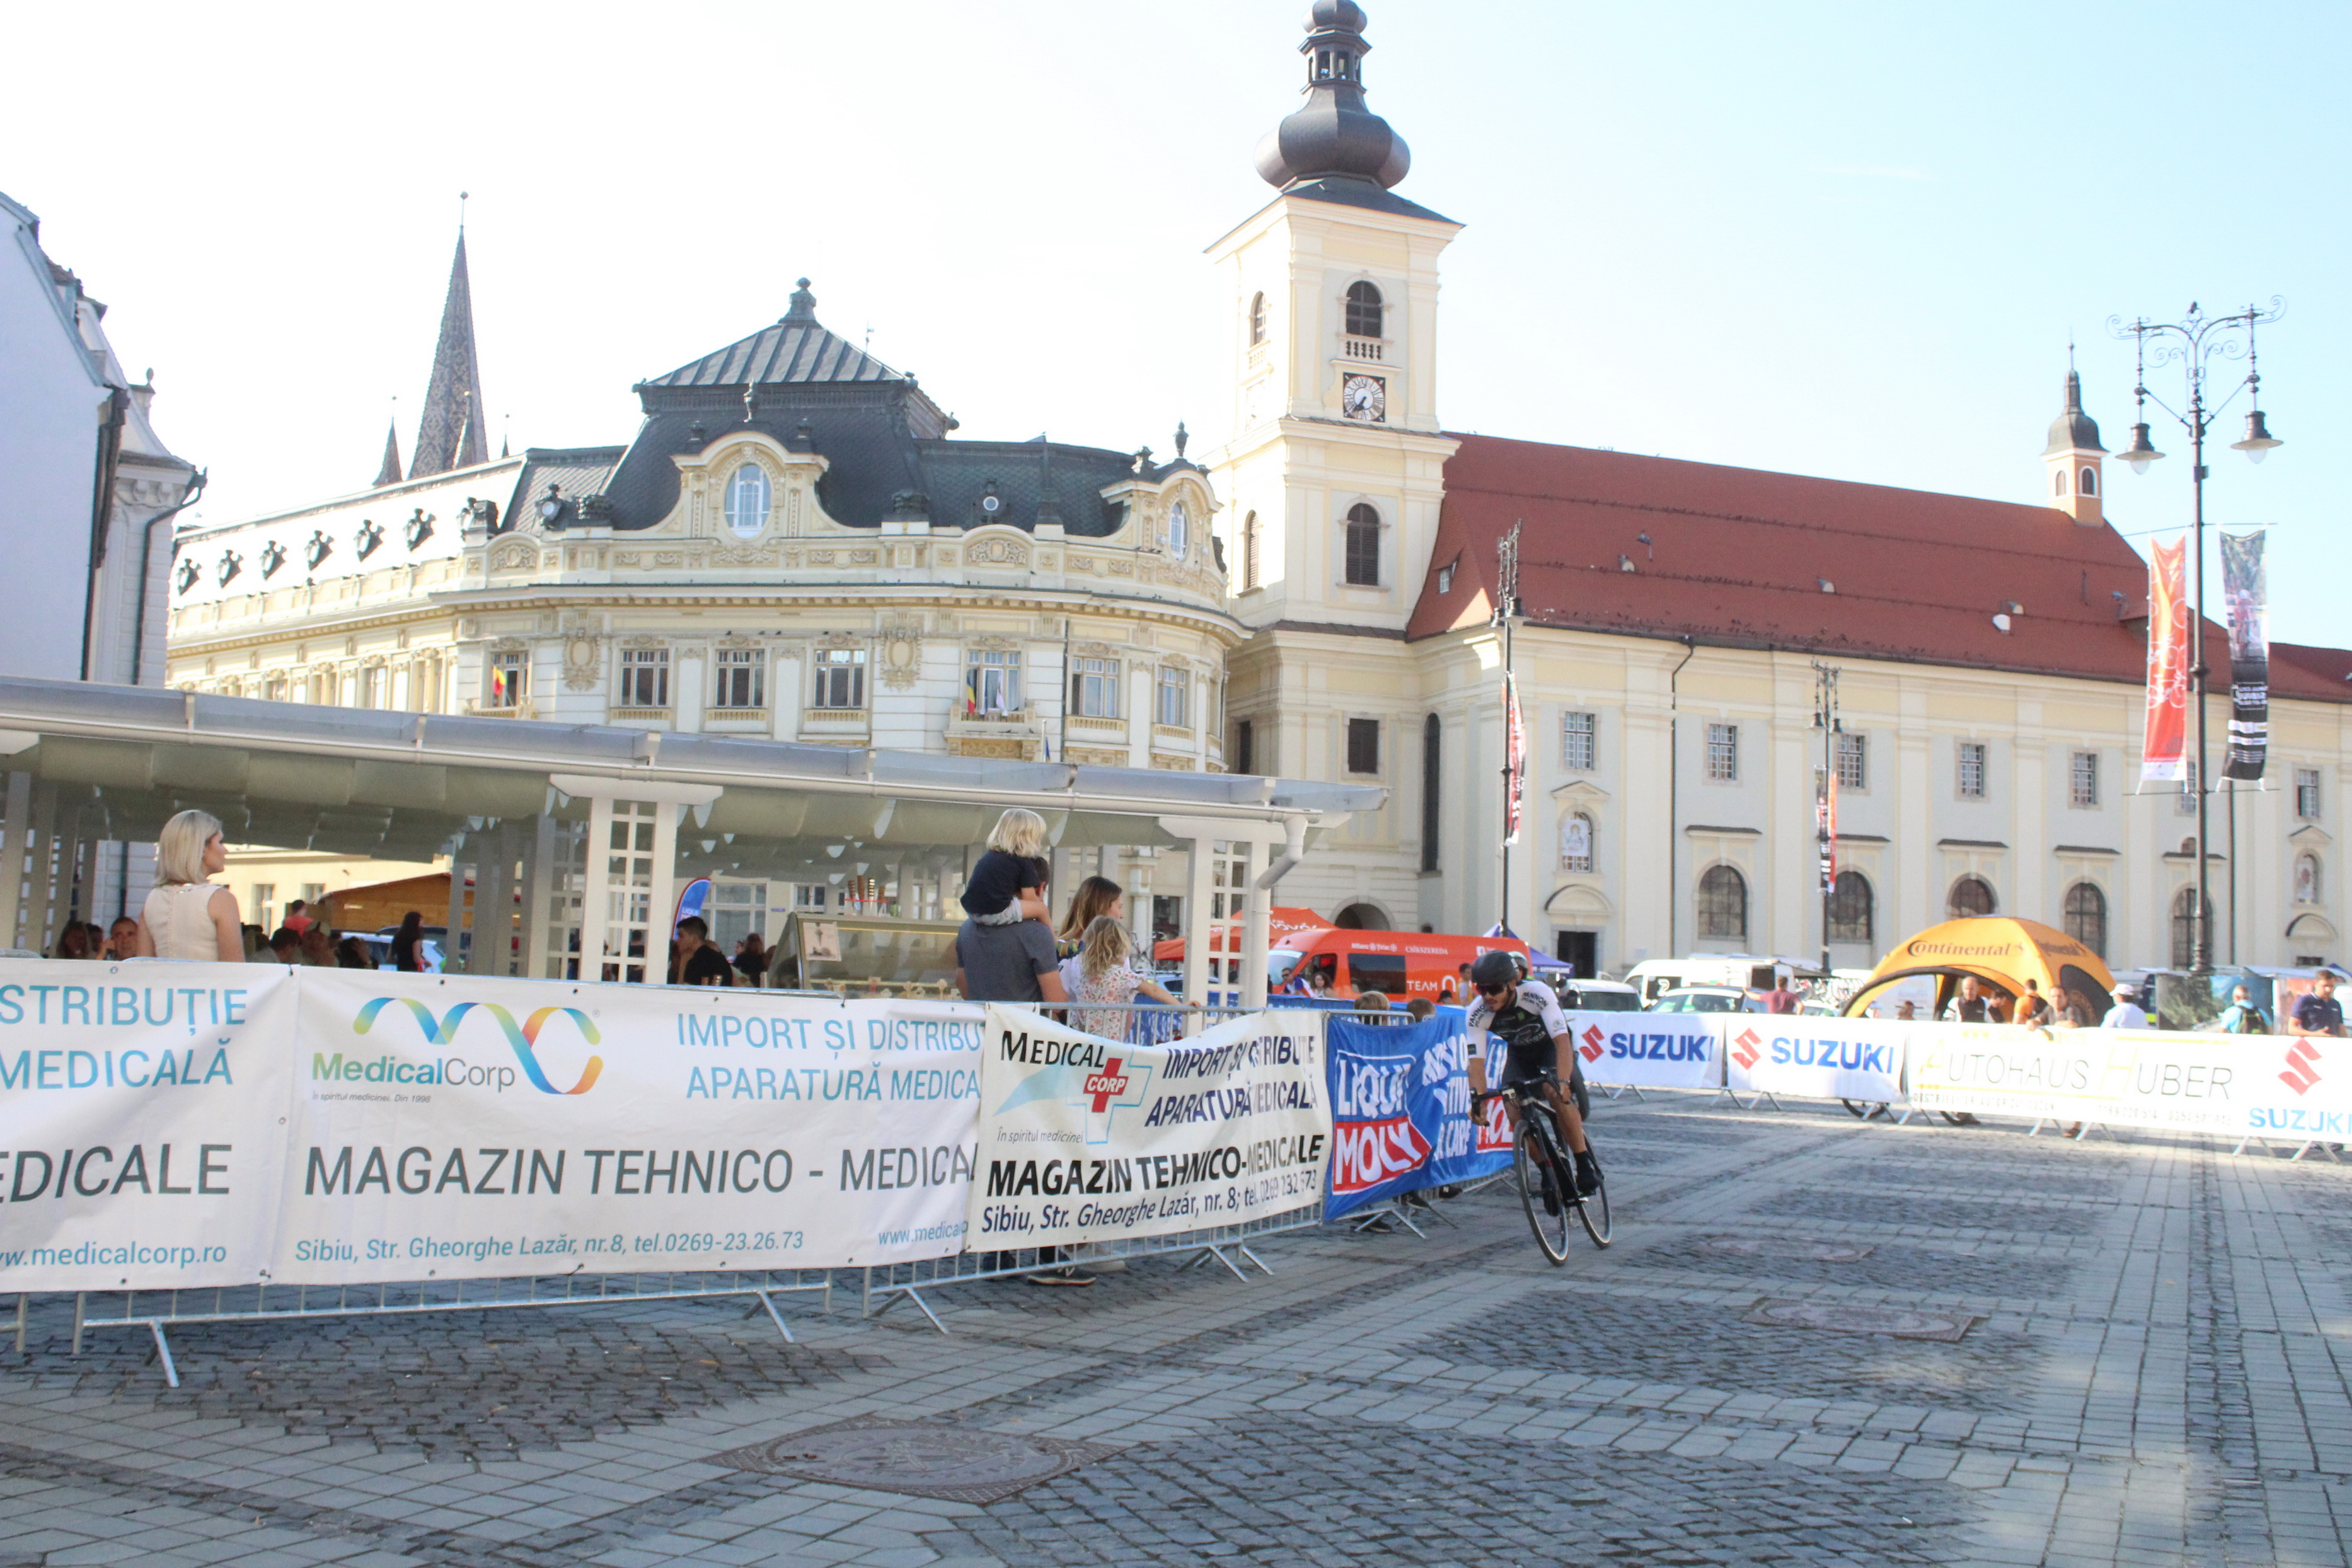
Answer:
[{"xmin": 0, "ymin": 677, "xmax": 1381, "ymax": 1008}]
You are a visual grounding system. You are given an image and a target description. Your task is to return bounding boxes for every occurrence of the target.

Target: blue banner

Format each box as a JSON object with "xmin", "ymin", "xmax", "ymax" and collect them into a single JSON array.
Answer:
[{"xmin": 1325, "ymin": 1007, "xmax": 1508, "ymax": 1219}]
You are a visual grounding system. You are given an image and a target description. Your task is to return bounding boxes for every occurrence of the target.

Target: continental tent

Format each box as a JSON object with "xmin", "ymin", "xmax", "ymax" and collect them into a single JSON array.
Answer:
[{"xmin": 1844, "ymin": 916, "xmax": 2117, "ymax": 1020}]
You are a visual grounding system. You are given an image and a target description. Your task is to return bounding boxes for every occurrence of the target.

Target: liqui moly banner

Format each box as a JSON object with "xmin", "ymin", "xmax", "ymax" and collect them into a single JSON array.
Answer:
[
  {"xmin": 278, "ymin": 972, "xmax": 982, "ymax": 1283},
  {"xmin": 2142, "ymin": 537, "xmax": 2190, "ymax": 783},
  {"xmin": 0, "ymin": 962, "xmax": 296, "ymax": 1293},
  {"xmin": 1727, "ymin": 1017, "xmax": 1905, "ymax": 1104},
  {"xmin": 1568, "ymin": 1013, "xmax": 1724, "ymax": 1091},
  {"xmin": 2220, "ymin": 529, "xmax": 2270, "ymax": 781},
  {"xmin": 969, "ymin": 1006, "xmax": 1326, "ymax": 1250},
  {"xmin": 1325, "ymin": 1009, "xmax": 1506, "ymax": 1219},
  {"xmin": 1906, "ymin": 1023, "xmax": 2352, "ymax": 1138}
]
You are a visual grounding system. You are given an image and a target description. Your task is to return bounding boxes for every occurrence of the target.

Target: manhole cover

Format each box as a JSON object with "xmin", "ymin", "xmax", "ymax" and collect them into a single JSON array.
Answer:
[
  {"xmin": 1746, "ymin": 1299, "xmax": 1980, "ymax": 1342},
  {"xmin": 715, "ymin": 1417, "xmax": 1122, "ymax": 1502},
  {"xmin": 1703, "ymin": 1235, "xmax": 1875, "ymax": 1262}
]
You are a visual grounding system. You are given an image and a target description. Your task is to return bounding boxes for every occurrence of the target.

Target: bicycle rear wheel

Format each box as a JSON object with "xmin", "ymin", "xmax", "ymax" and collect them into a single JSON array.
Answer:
[
  {"xmin": 1513, "ymin": 1117, "xmax": 1573, "ymax": 1265},
  {"xmin": 1572, "ymin": 1153, "xmax": 1613, "ymax": 1248}
]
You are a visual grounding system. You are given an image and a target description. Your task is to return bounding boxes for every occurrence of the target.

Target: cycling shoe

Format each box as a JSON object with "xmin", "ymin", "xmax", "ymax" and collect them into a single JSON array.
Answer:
[{"xmin": 1574, "ymin": 1151, "xmax": 1603, "ymax": 1197}]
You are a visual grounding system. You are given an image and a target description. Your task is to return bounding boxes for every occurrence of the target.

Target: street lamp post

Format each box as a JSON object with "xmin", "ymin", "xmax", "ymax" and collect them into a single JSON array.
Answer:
[
  {"xmin": 1813, "ymin": 663, "xmax": 1842, "ymax": 976},
  {"xmin": 2111, "ymin": 300, "xmax": 2285, "ymax": 974},
  {"xmin": 1495, "ymin": 521, "xmax": 1524, "ymax": 935}
]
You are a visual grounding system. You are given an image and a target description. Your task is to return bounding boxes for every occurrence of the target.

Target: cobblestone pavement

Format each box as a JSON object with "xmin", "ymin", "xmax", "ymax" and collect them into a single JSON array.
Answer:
[{"xmin": 1, "ymin": 1099, "xmax": 2347, "ymax": 1566}]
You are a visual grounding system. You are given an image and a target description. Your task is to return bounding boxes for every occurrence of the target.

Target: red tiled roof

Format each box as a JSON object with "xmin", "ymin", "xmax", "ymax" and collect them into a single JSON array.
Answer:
[{"xmin": 1412, "ymin": 435, "xmax": 2352, "ymax": 703}]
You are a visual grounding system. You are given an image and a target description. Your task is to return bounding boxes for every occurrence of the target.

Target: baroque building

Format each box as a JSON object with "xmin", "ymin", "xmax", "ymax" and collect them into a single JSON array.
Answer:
[{"xmin": 170, "ymin": 3, "xmax": 2348, "ymax": 976}]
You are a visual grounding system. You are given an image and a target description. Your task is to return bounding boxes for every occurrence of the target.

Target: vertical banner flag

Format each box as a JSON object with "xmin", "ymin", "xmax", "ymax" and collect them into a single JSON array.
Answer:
[
  {"xmin": 2220, "ymin": 531, "xmax": 2269, "ymax": 781},
  {"xmin": 1502, "ymin": 672, "xmax": 1526, "ymax": 847},
  {"xmin": 1816, "ymin": 762, "xmax": 1838, "ymax": 892},
  {"xmin": 2142, "ymin": 538, "xmax": 2189, "ymax": 783}
]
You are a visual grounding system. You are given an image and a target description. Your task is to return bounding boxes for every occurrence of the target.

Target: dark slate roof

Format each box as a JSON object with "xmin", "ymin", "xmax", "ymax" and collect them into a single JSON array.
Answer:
[
  {"xmin": 638, "ymin": 280, "xmax": 902, "ymax": 389},
  {"xmin": 913, "ymin": 439, "xmax": 1141, "ymax": 536},
  {"xmin": 504, "ymin": 446, "xmax": 625, "ymax": 530},
  {"xmin": 2043, "ymin": 368, "xmax": 2106, "ymax": 456},
  {"xmin": 1271, "ymin": 175, "xmax": 1455, "ymax": 225}
]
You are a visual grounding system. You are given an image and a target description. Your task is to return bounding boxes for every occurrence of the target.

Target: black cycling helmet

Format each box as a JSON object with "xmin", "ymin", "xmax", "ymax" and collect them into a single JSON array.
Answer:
[{"xmin": 1470, "ymin": 950, "xmax": 1521, "ymax": 993}]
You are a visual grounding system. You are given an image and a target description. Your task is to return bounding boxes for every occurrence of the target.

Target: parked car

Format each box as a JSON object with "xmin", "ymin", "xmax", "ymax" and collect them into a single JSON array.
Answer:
[
  {"xmin": 1644, "ymin": 985, "xmax": 1761, "ymax": 1014},
  {"xmin": 1560, "ymin": 978, "xmax": 1642, "ymax": 1012}
]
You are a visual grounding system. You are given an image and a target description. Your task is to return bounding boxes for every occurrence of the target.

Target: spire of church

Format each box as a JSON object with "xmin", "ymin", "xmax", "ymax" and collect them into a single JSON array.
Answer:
[
  {"xmin": 373, "ymin": 410, "xmax": 403, "ymax": 487},
  {"xmin": 1254, "ymin": 2, "xmax": 1412, "ymax": 192},
  {"xmin": 410, "ymin": 214, "xmax": 489, "ymax": 478}
]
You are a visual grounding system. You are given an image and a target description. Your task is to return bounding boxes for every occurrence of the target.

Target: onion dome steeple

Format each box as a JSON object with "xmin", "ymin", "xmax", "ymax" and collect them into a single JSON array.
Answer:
[
  {"xmin": 1254, "ymin": 3, "xmax": 1411, "ymax": 192},
  {"xmin": 2043, "ymin": 362, "xmax": 2106, "ymax": 456},
  {"xmin": 2042, "ymin": 352, "xmax": 2107, "ymax": 528}
]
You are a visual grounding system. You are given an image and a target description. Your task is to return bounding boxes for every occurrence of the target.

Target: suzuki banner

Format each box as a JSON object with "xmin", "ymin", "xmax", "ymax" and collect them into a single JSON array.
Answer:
[
  {"xmin": 1325, "ymin": 1010, "xmax": 1507, "ymax": 1219},
  {"xmin": 0, "ymin": 962, "xmax": 296, "ymax": 1293},
  {"xmin": 1727, "ymin": 1017, "xmax": 1906, "ymax": 1104},
  {"xmin": 1569, "ymin": 1013, "xmax": 1724, "ymax": 1091},
  {"xmin": 278, "ymin": 972, "xmax": 983, "ymax": 1283},
  {"xmin": 1906, "ymin": 1023, "xmax": 2352, "ymax": 1138},
  {"xmin": 969, "ymin": 1005, "xmax": 1326, "ymax": 1250}
]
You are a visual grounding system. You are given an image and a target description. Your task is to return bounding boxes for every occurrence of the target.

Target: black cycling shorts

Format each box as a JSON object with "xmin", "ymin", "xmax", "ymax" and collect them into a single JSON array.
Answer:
[{"xmin": 1499, "ymin": 1037, "xmax": 1559, "ymax": 1090}]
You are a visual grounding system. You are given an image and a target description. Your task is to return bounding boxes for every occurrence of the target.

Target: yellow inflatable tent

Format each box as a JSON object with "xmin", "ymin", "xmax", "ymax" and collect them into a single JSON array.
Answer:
[{"xmin": 1843, "ymin": 916, "xmax": 2118, "ymax": 1020}]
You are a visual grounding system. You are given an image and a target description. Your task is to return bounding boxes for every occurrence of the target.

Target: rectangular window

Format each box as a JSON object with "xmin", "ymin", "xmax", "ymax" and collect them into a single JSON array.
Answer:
[
  {"xmin": 1835, "ymin": 732, "xmax": 1867, "ymax": 790},
  {"xmin": 1957, "ymin": 741, "xmax": 1987, "ymax": 799},
  {"xmin": 488, "ymin": 650, "xmax": 527, "ymax": 708},
  {"xmin": 1069, "ymin": 656, "xmax": 1120, "ymax": 718},
  {"xmin": 810, "ymin": 647, "xmax": 866, "ymax": 710},
  {"xmin": 2298, "ymin": 766, "xmax": 2322, "ymax": 820},
  {"xmin": 358, "ymin": 666, "xmax": 381, "ymax": 709},
  {"xmin": 2070, "ymin": 751, "xmax": 2099, "ymax": 808},
  {"xmin": 712, "ymin": 648, "xmax": 764, "ymax": 710},
  {"xmin": 252, "ymin": 884, "xmax": 276, "ymax": 932},
  {"xmin": 1705, "ymin": 722, "xmax": 1738, "ymax": 782},
  {"xmin": 795, "ymin": 884, "xmax": 829, "ymax": 911},
  {"xmin": 2177, "ymin": 759, "xmax": 2199, "ymax": 816},
  {"xmin": 1346, "ymin": 717, "xmax": 1380, "ymax": 776},
  {"xmin": 1156, "ymin": 666, "xmax": 1189, "ymax": 728},
  {"xmin": 619, "ymin": 649, "xmax": 670, "ymax": 708},
  {"xmin": 300, "ymin": 883, "xmax": 325, "ymax": 906},
  {"xmin": 1151, "ymin": 895, "xmax": 1182, "ymax": 942},
  {"xmin": 1235, "ymin": 718, "xmax": 1255, "ymax": 775},
  {"xmin": 965, "ymin": 649, "xmax": 1022, "ymax": 715},
  {"xmin": 1344, "ymin": 515, "xmax": 1380, "ymax": 586},
  {"xmin": 1561, "ymin": 711, "xmax": 1597, "ymax": 772}
]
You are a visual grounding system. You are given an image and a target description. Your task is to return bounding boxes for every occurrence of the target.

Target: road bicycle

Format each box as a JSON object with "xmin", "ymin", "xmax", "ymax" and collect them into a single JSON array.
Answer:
[{"xmin": 1478, "ymin": 1073, "xmax": 1610, "ymax": 1262}]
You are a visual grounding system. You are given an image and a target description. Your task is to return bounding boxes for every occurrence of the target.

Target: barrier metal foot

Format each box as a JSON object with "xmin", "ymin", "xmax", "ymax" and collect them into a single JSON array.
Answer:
[
  {"xmin": 147, "ymin": 1322, "xmax": 180, "ymax": 1388},
  {"xmin": 70, "ymin": 1293, "xmax": 83, "ymax": 1358},
  {"xmin": 2290, "ymin": 1140, "xmax": 2344, "ymax": 1163},
  {"xmin": 12, "ymin": 1294, "xmax": 23, "ymax": 1356},
  {"xmin": 1237, "ymin": 1244, "xmax": 1273, "ymax": 1276},
  {"xmin": 2231, "ymin": 1134, "xmax": 2273, "ymax": 1157},
  {"xmin": 752, "ymin": 1289, "xmax": 795, "ymax": 1345},
  {"xmin": 1192, "ymin": 1245, "xmax": 1252, "ymax": 1282}
]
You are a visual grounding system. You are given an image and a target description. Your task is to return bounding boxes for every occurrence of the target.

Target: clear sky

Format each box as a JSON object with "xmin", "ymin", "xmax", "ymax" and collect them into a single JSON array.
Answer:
[{"xmin": 8, "ymin": 1, "xmax": 2344, "ymax": 640}]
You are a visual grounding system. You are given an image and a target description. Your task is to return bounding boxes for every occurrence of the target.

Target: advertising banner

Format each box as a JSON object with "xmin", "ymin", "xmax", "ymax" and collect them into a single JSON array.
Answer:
[
  {"xmin": 1325, "ymin": 1011, "xmax": 1505, "ymax": 1219},
  {"xmin": 2220, "ymin": 529, "xmax": 2270, "ymax": 781},
  {"xmin": 1502, "ymin": 672, "xmax": 1526, "ymax": 847},
  {"xmin": 277, "ymin": 973, "xmax": 981, "ymax": 1283},
  {"xmin": 1906, "ymin": 1023, "xmax": 2352, "ymax": 1138},
  {"xmin": 2142, "ymin": 537, "xmax": 2189, "ymax": 783},
  {"xmin": 1726, "ymin": 1017, "xmax": 1906, "ymax": 1104},
  {"xmin": 0, "ymin": 962, "xmax": 296, "ymax": 1293},
  {"xmin": 1566, "ymin": 1012, "xmax": 1724, "ymax": 1091},
  {"xmin": 969, "ymin": 1005, "xmax": 1325, "ymax": 1250}
]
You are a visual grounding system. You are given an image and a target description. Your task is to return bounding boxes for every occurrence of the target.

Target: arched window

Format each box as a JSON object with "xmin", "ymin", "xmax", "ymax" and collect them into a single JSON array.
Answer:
[
  {"xmin": 1420, "ymin": 715, "xmax": 1441, "ymax": 872},
  {"xmin": 2054, "ymin": 470, "xmax": 2068, "ymax": 497},
  {"xmin": 1697, "ymin": 865, "xmax": 1747, "ymax": 940},
  {"xmin": 1242, "ymin": 510, "xmax": 1261, "ymax": 591},
  {"xmin": 1947, "ymin": 875, "xmax": 1996, "ymax": 919},
  {"xmin": 1248, "ymin": 292, "xmax": 1267, "ymax": 347},
  {"xmin": 2296, "ymin": 853, "xmax": 2323, "ymax": 905},
  {"xmin": 1343, "ymin": 503, "xmax": 1380, "ymax": 586},
  {"xmin": 1827, "ymin": 871, "xmax": 1873, "ymax": 944},
  {"xmin": 2171, "ymin": 887, "xmax": 2199, "ymax": 969},
  {"xmin": 725, "ymin": 464, "xmax": 770, "ymax": 537},
  {"xmin": 2080, "ymin": 466, "xmax": 2097, "ymax": 497},
  {"xmin": 1560, "ymin": 813, "xmax": 1595, "ymax": 873},
  {"xmin": 1167, "ymin": 501, "xmax": 1189, "ymax": 558},
  {"xmin": 2063, "ymin": 881, "xmax": 2107, "ymax": 959},
  {"xmin": 1345, "ymin": 281, "xmax": 1383, "ymax": 338}
]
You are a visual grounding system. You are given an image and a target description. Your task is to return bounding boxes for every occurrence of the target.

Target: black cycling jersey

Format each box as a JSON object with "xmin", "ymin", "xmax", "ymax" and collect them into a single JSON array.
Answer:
[{"xmin": 1466, "ymin": 977, "xmax": 1571, "ymax": 1087}]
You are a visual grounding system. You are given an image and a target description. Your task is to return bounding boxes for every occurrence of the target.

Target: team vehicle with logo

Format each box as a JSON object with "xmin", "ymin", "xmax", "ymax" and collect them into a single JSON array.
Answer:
[{"xmin": 1267, "ymin": 929, "xmax": 1530, "ymax": 1002}]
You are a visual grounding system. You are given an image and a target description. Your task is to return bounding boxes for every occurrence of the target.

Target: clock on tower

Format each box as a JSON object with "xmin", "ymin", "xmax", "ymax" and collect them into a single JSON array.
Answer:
[{"xmin": 1342, "ymin": 373, "xmax": 1387, "ymax": 424}]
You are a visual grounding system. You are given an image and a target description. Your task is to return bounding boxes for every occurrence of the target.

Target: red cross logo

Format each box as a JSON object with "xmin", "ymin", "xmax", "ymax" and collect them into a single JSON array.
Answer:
[
  {"xmin": 1731, "ymin": 1027, "xmax": 1763, "ymax": 1071},
  {"xmin": 1083, "ymin": 1059, "xmax": 1131, "ymax": 1113},
  {"xmin": 1578, "ymin": 1024, "xmax": 1606, "ymax": 1063},
  {"xmin": 2282, "ymin": 1040, "xmax": 2324, "ymax": 1097}
]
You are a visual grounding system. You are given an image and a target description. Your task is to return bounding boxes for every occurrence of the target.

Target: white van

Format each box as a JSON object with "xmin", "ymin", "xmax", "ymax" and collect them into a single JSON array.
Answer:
[{"xmin": 1624, "ymin": 955, "xmax": 1803, "ymax": 1005}]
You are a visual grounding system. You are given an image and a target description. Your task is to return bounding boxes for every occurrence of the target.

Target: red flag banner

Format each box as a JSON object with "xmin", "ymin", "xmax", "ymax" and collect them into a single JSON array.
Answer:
[
  {"xmin": 1502, "ymin": 672, "xmax": 1526, "ymax": 847},
  {"xmin": 1817, "ymin": 764, "xmax": 1838, "ymax": 892},
  {"xmin": 2142, "ymin": 538, "xmax": 2189, "ymax": 783}
]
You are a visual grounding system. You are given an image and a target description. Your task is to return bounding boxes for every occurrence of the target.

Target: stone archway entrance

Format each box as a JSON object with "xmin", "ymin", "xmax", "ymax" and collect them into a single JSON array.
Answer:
[{"xmin": 1332, "ymin": 901, "xmax": 1390, "ymax": 930}]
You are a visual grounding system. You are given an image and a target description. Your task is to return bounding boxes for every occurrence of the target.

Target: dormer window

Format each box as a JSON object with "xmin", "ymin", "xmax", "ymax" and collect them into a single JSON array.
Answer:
[
  {"xmin": 1436, "ymin": 562, "xmax": 1455, "ymax": 594},
  {"xmin": 1168, "ymin": 501, "xmax": 1190, "ymax": 558},
  {"xmin": 1345, "ymin": 281, "xmax": 1383, "ymax": 338},
  {"xmin": 725, "ymin": 464, "xmax": 770, "ymax": 537}
]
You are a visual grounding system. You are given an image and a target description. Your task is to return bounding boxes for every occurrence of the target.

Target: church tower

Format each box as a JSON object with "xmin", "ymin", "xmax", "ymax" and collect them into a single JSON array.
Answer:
[
  {"xmin": 1208, "ymin": 1, "xmax": 1461, "ymax": 638},
  {"xmin": 410, "ymin": 221, "xmax": 490, "ymax": 479},
  {"xmin": 2043, "ymin": 357, "xmax": 2106, "ymax": 527}
]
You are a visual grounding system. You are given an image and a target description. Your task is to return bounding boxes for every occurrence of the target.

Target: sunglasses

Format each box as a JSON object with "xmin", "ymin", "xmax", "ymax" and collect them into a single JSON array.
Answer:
[{"xmin": 1477, "ymin": 983, "xmax": 1509, "ymax": 998}]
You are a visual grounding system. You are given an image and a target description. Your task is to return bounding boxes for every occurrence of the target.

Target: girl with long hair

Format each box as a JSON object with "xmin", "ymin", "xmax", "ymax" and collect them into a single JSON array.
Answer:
[{"xmin": 1068, "ymin": 916, "xmax": 1182, "ymax": 1040}]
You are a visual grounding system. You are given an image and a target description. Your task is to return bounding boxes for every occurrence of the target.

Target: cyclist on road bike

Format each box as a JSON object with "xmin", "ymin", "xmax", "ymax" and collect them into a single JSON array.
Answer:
[{"xmin": 1464, "ymin": 949, "xmax": 1601, "ymax": 1208}]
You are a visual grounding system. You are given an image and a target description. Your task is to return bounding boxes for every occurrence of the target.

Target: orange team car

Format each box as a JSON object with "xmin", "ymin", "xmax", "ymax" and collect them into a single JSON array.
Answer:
[{"xmin": 1269, "ymin": 929, "xmax": 1532, "ymax": 1003}]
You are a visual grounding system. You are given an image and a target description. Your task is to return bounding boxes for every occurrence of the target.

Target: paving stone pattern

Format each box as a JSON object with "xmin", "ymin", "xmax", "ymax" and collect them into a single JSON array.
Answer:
[{"xmin": 0, "ymin": 1100, "xmax": 2346, "ymax": 1566}]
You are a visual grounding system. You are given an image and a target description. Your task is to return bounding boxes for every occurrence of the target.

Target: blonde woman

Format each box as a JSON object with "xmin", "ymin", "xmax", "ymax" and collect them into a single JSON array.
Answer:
[
  {"xmin": 1068, "ymin": 916, "xmax": 1184, "ymax": 1039},
  {"xmin": 134, "ymin": 809, "xmax": 246, "ymax": 962},
  {"xmin": 962, "ymin": 809, "xmax": 1051, "ymax": 927}
]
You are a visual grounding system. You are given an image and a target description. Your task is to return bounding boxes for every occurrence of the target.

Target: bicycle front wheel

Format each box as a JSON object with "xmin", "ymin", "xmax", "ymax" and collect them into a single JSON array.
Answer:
[
  {"xmin": 1573, "ymin": 1156, "xmax": 1613, "ymax": 1248},
  {"xmin": 1514, "ymin": 1119, "xmax": 1573, "ymax": 1265}
]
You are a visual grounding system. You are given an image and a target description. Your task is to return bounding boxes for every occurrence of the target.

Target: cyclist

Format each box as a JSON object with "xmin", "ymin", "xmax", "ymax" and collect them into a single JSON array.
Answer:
[{"xmin": 1464, "ymin": 949, "xmax": 1601, "ymax": 1208}]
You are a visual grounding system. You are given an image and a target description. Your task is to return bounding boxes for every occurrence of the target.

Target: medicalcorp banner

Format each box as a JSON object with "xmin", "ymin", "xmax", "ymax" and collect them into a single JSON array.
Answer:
[
  {"xmin": 279, "ymin": 973, "xmax": 981, "ymax": 1283},
  {"xmin": 1908, "ymin": 1023, "xmax": 2352, "ymax": 1137},
  {"xmin": 0, "ymin": 962, "xmax": 296, "ymax": 1293},
  {"xmin": 1728, "ymin": 1017, "xmax": 1906, "ymax": 1104},
  {"xmin": 969, "ymin": 1005, "xmax": 1325, "ymax": 1250}
]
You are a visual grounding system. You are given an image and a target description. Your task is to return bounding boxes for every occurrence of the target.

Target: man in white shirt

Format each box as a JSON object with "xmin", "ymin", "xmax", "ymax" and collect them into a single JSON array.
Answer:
[{"xmin": 2102, "ymin": 983, "xmax": 2152, "ymax": 1029}]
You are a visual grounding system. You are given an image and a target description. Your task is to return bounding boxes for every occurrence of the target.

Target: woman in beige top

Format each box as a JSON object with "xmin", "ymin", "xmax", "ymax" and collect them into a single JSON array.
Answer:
[{"xmin": 134, "ymin": 809, "xmax": 246, "ymax": 962}]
